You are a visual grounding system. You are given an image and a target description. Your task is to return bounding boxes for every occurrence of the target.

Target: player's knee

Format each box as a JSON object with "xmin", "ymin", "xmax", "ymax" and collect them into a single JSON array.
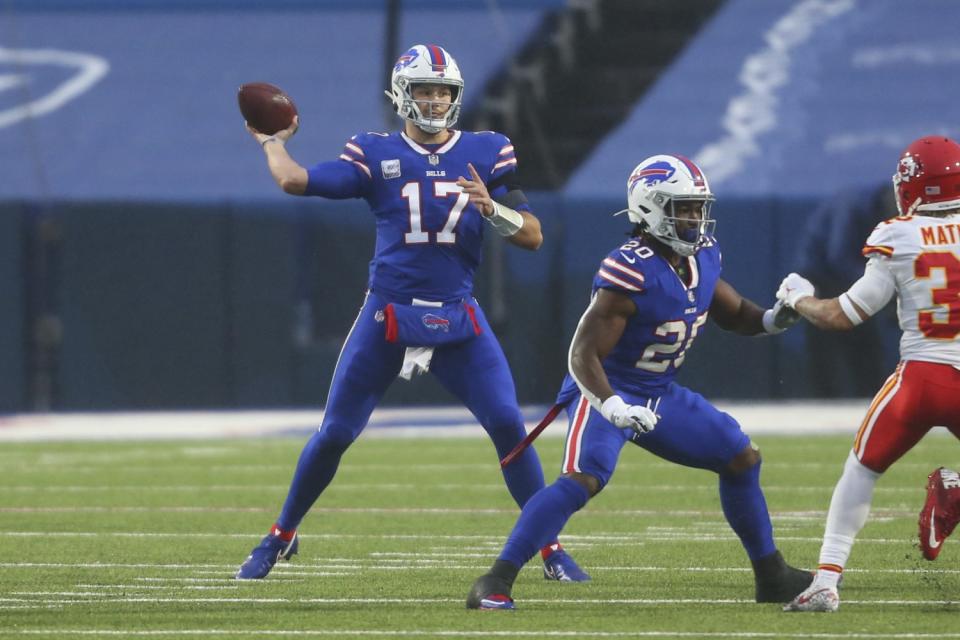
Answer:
[
  {"xmin": 313, "ymin": 422, "xmax": 356, "ymax": 455},
  {"xmin": 561, "ymin": 471, "xmax": 601, "ymax": 498},
  {"xmin": 724, "ymin": 444, "xmax": 761, "ymax": 475},
  {"xmin": 483, "ymin": 405, "xmax": 525, "ymax": 436}
]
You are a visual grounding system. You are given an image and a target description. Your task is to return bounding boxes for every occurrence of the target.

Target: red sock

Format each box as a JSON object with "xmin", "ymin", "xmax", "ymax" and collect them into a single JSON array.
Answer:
[
  {"xmin": 270, "ymin": 524, "xmax": 296, "ymax": 542},
  {"xmin": 540, "ymin": 541, "xmax": 562, "ymax": 561}
]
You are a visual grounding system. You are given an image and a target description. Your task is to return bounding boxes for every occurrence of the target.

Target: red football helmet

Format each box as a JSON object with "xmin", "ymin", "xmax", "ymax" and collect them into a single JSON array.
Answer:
[{"xmin": 893, "ymin": 135, "xmax": 960, "ymax": 215}]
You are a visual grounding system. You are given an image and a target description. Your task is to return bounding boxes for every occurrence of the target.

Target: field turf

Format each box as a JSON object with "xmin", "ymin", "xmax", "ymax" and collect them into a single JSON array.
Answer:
[{"xmin": 0, "ymin": 431, "xmax": 957, "ymax": 639}]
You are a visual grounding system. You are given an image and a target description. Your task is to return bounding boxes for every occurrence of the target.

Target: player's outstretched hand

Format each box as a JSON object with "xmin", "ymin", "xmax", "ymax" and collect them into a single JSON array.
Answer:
[
  {"xmin": 600, "ymin": 395, "xmax": 659, "ymax": 435},
  {"xmin": 776, "ymin": 273, "xmax": 815, "ymax": 308},
  {"xmin": 456, "ymin": 163, "xmax": 494, "ymax": 216},
  {"xmin": 247, "ymin": 115, "xmax": 300, "ymax": 146},
  {"xmin": 763, "ymin": 298, "xmax": 802, "ymax": 334}
]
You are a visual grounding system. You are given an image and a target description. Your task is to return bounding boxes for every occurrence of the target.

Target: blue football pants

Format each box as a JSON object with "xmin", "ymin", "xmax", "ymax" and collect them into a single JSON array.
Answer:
[{"xmin": 275, "ymin": 291, "xmax": 544, "ymax": 531}]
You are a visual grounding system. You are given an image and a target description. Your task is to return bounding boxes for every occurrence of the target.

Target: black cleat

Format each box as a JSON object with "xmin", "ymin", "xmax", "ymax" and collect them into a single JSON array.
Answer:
[
  {"xmin": 752, "ymin": 550, "xmax": 814, "ymax": 603},
  {"xmin": 466, "ymin": 573, "xmax": 516, "ymax": 610}
]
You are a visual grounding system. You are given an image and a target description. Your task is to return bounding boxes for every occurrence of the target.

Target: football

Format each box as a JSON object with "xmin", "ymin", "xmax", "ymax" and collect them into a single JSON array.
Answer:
[{"xmin": 237, "ymin": 82, "xmax": 297, "ymax": 135}]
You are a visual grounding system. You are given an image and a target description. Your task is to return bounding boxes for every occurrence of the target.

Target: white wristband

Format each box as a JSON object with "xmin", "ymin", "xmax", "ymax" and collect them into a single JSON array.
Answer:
[
  {"xmin": 484, "ymin": 201, "xmax": 524, "ymax": 237},
  {"xmin": 261, "ymin": 136, "xmax": 282, "ymax": 147},
  {"xmin": 761, "ymin": 308, "xmax": 783, "ymax": 335},
  {"xmin": 600, "ymin": 395, "xmax": 628, "ymax": 422}
]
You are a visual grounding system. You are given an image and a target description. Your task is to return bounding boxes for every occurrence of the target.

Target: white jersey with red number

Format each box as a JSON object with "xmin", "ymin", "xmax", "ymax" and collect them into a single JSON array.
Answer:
[{"xmin": 862, "ymin": 213, "xmax": 960, "ymax": 367}]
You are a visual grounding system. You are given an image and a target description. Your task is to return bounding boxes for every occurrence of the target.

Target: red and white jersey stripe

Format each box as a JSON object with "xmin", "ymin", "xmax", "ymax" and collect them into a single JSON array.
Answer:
[
  {"xmin": 339, "ymin": 137, "xmax": 371, "ymax": 178},
  {"xmin": 598, "ymin": 257, "xmax": 645, "ymax": 292}
]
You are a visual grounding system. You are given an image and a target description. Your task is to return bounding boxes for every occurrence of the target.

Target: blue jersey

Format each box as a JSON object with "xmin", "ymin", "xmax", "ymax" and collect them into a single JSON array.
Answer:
[
  {"xmin": 305, "ymin": 129, "xmax": 525, "ymax": 302},
  {"xmin": 558, "ymin": 235, "xmax": 722, "ymax": 403}
]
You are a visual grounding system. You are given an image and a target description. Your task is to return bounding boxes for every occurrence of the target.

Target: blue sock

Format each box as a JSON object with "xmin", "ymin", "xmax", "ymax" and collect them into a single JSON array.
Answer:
[
  {"xmin": 719, "ymin": 460, "xmax": 776, "ymax": 561},
  {"xmin": 499, "ymin": 477, "xmax": 590, "ymax": 568},
  {"xmin": 275, "ymin": 427, "xmax": 351, "ymax": 531}
]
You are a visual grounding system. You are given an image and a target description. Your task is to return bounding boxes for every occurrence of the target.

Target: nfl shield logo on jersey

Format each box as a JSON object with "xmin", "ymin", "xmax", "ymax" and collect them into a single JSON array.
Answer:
[{"xmin": 381, "ymin": 159, "xmax": 401, "ymax": 179}]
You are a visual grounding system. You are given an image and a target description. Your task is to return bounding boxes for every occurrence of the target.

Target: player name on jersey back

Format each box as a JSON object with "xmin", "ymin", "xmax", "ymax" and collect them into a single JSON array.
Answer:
[{"xmin": 920, "ymin": 222, "xmax": 960, "ymax": 247}]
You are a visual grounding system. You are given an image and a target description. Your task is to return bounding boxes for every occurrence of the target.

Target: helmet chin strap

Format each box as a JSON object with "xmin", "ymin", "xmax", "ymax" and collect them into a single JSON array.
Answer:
[{"xmin": 906, "ymin": 196, "xmax": 921, "ymax": 216}]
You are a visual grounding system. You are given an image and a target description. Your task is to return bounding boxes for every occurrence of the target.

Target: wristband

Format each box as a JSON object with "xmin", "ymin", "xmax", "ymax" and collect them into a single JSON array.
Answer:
[
  {"xmin": 261, "ymin": 136, "xmax": 282, "ymax": 148},
  {"xmin": 761, "ymin": 308, "xmax": 784, "ymax": 335},
  {"xmin": 484, "ymin": 201, "xmax": 524, "ymax": 237},
  {"xmin": 600, "ymin": 395, "xmax": 628, "ymax": 422}
]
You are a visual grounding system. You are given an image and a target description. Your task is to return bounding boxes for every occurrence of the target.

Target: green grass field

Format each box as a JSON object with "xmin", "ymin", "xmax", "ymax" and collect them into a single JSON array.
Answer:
[{"xmin": 0, "ymin": 432, "xmax": 957, "ymax": 639}]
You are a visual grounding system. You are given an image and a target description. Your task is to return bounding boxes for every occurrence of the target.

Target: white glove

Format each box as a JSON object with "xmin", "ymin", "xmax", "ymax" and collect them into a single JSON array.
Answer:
[
  {"xmin": 600, "ymin": 395, "xmax": 659, "ymax": 435},
  {"xmin": 762, "ymin": 299, "xmax": 802, "ymax": 334},
  {"xmin": 776, "ymin": 273, "xmax": 815, "ymax": 308}
]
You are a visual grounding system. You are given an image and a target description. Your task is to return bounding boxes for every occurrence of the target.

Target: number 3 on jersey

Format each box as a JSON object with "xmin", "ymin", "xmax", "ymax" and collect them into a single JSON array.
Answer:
[
  {"xmin": 402, "ymin": 181, "xmax": 469, "ymax": 244},
  {"xmin": 915, "ymin": 251, "xmax": 960, "ymax": 339}
]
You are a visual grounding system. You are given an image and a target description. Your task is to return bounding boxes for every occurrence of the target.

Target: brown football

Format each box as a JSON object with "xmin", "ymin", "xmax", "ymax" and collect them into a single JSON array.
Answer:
[{"xmin": 237, "ymin": 82, "xmax": 297, "ymax": 135}]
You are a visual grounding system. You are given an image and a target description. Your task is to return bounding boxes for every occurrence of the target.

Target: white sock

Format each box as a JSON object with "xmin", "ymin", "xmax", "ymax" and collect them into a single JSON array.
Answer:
[
  {"xmin": 817, "ymin": 450, "xmax": 882, "ymax": 574},
  {"xmin": 813, "ymin": 568, "xmax": 841, "ymax": 589}
]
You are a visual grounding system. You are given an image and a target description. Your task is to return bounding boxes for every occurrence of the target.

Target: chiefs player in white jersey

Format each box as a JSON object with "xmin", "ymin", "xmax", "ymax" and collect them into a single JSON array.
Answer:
[{"xmin": 775, "ymin": 135, "xmax": 960, "ymax": 612}]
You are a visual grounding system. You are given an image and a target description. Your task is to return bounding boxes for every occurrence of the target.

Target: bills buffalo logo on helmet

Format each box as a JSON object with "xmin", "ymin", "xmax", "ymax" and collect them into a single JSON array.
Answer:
[
  {"xmin": 629, "ymin": 161, "xmax": 676, "ymax": 192},
  {"xmin": 394, "ymin": 50, "xmax": 418, "ymax": 72},
  {"xmin": 422, "ymin": 314, "xmax": 451, "ymax": 332}
]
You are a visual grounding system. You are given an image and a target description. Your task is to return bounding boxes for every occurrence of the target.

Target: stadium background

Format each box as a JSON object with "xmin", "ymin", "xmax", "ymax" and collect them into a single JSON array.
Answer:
[{"xmin": 1, "ymin": 0, "xmax": 956, "ymax": 414}]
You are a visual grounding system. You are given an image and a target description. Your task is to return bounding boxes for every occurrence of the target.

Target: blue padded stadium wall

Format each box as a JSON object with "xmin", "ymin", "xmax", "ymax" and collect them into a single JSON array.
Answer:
[
  {"xmin": 0, "ymin": 206, "xmax": 23, "ymax": 412},
  {"xmin": 0, "ymin": 194, "xmax": 875, "ymax": 411}
]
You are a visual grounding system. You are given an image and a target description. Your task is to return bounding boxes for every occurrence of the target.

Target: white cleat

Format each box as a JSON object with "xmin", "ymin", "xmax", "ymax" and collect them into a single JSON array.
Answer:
[{"xmin": 783, "ymin": 585, "xmax": 839, "ymax": 612}]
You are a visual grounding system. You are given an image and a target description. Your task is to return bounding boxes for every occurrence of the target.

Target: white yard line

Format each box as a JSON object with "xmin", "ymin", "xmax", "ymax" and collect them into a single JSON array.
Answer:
[
  {"xmin": 10, "ymin": 631, "xmax": 960, "ymax": 639},
  {"xmin": 0, "ymin": 561, "xmax": 951, "ymax": 574},
  {"xmin": 0, "ymin": 505, "xmax": 922, "ymax": 518},
  {"xmin": 0, "ymin": 483, "xmax": 930, "ymax": 493},
  {"xmin": 0, "ymin": 530, "xmax": 919, "ymax": 544},
  {"xmin": 0, "ymin": 596, "xmax": 954, "ymax": 608}
]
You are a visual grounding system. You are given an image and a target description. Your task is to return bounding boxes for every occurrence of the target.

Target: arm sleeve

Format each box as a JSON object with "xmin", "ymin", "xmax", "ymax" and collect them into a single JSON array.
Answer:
[
  {"xmin": 492, "ymin": 183, "xmax": 529, "ymax": 212},
  {"xmin": 304, "ymin": 160, "xmax": 367, "ymax": 199},
  {"xmin": 838, "ymin": 256, "xmax": 896, "ymax": 325},
  {"xmin": 487, "ymin": 135, "xmax": 530, "ymax": 212}
]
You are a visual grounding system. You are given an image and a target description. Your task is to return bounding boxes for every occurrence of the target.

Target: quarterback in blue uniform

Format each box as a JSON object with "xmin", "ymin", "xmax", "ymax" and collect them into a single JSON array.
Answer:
[
  {"xmin": 235, "ymin": 44, "xmax": 587, "ymax": 582},
  {"xmin": 467, "ymin": 154, "xmax": 813, "ymax": 609}
]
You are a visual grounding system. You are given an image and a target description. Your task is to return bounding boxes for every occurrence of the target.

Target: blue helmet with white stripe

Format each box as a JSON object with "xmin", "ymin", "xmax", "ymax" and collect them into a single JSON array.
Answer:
[
  {"xmin": 621, "ymin": 155, "xmax": 716, "ymax": 256},
  {"xmin": 385, "ymin": 44, "xmax": 463, "ymax": 134}
]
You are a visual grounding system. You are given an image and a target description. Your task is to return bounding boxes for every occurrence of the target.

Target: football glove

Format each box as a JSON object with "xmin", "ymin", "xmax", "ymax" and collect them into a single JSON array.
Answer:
[
  {"xmin": 600, "ymin": 395, "xmax": 659, "ymax": 435},
  {"xmin": 762, "ymin": 299, "xmax": 802, "ymax": 334},
  {"xmin": 776, "ymin": 273, "xmax": 815, "ymax": 308}
]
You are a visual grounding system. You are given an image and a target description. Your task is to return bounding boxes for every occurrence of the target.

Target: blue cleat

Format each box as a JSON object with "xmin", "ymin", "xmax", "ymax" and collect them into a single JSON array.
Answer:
[
  {"xmin": 466, "ymin": 573, "xmax": 516, "ymax": 610},
  {"xmin": 235, "ymin": 531, "xmax": 299, "ymax": 580},
  {"xmin": 542, "ymin": 547, "xmax": 591, "ymax": 582}
]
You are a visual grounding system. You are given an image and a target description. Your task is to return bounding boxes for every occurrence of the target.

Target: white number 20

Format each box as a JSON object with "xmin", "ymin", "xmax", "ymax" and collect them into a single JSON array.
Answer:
[
  {"xmin": 635, "ymin": 311, "xmax": 709, "ymax": 372},
  {"xmin": 402, "ymin": 181, "xmax": 469, "ymax": 244}
]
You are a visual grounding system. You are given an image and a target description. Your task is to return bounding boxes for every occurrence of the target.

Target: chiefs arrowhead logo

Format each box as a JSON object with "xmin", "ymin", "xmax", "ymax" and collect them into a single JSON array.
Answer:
[{"xmin": 0, "ymin": 46, "xmax": 109, "ymax": 130}]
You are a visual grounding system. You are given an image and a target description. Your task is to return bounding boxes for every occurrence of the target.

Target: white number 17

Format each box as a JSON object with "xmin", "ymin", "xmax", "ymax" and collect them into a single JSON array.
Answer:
[{"xmin": 402, "ymin": 181, "xmax": 469, "ymax": 244}]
